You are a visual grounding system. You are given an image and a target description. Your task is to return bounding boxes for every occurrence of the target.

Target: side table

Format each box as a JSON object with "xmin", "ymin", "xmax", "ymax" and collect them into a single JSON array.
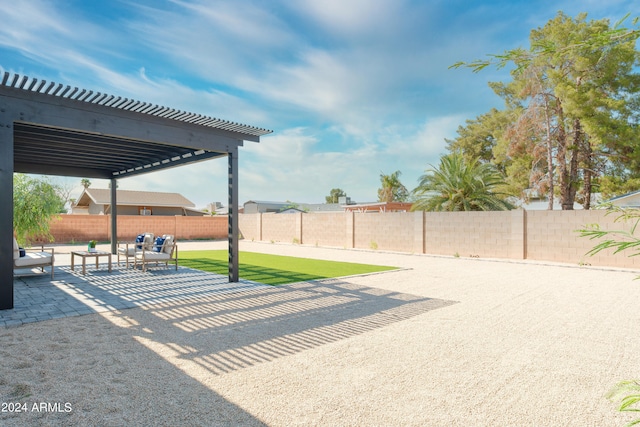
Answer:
[{"xmin": 71, "ymin": 250, "xmax": 112, "ymax": 275}]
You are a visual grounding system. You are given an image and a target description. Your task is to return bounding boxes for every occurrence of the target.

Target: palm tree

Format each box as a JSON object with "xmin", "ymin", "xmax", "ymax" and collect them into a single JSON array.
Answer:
[
  {"xmin": 378, "ymin": 170, "xmax": 409, "ymax": 203},
  {"xmin": 80, "ymin": 178, "xmax": 91, "ymax": 189},
  {"xmin": 412, "ymin": 153, "xmax": 514, "ymax": 211}
]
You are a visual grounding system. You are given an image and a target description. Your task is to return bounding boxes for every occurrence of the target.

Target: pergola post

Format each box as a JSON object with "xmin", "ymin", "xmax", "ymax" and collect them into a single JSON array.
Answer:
[
  {"xmin": 0, "ymin": 124, "xmax": 14, "ymax": 309},
  {"xmin": 110, "ymin": 178, "xmax": 118, "ymax": 254},
  {"xmin": 228, "ymin": 147, "xmax": 239, "ymax": 282}
]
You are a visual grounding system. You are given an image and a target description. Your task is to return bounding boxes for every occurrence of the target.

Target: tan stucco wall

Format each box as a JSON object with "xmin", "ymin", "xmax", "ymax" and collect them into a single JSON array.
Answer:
[
  {"xmin": 302, "ymin": 212, "xmax": 346, "ymax": 247},
  {"xmin": 43, "ymin": 215, "xmax": 228, "ymax": 243},
  {"xmin": 355, "ymin": 212, "xmax": 418, "ymax": 252},
  {"xmin": 41, "ymin": 211, "xmax": 640, "ymax": 269},
  {"xmin": 239, "ymin": 210, "xmax": 640, "ymax": 269},
  {"xmin": 260, "ymin": 213, "xmax": 298, "ymax": 243}
]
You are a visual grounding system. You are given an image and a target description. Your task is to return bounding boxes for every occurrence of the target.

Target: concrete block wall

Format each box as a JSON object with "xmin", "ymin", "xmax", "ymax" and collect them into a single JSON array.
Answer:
[
  {"xmin": 354, "ymin": 212, "xmax": 418, "ymax": 252},
  {"xmin": 527, "ymin": 210, "xmax": 640, "ymax": 268},
  {"xmin": 240, "ymin": 210, "xmax": 640, "ymax": 269},
  {"xmin": 260, "ymin": 213, "xmax": 298, "ymax": 243},
  {"xmin": 301, "ymin": 213, "xmax": 346, "ymax": 247},
  {"xmin": 175, "ymin": 216, "xmax": 228, "ymax": 240},
  {"xmin": 114, "ymin": 215, "xmax": 177, "ymax": 241},
  {"xmin": 424, "ymin": 211, "xmax": 519, "ymax": 259},
  {"xmin": 47, "ymin": 215, "xmax": 110, "ymax": 243},
  {"xmin": 43, "ymin": 211, "xmax": 636, "ymax": 269},
  {"xmin": 44, "ymin": 215, "xmax": 228, "ymax": 243},
  {"xmin": 239, "ymin": 213, "xmax": 259, "ymax": 241}
]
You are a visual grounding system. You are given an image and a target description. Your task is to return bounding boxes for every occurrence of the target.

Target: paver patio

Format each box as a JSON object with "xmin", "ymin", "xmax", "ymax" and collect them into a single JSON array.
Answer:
[{"xmin": 4, "ymin": 265, "xmax": 268, "ymax": 328}]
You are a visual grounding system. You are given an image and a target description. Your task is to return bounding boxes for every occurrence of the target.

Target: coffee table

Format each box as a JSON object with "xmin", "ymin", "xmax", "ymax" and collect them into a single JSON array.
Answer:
[{"xmin": 71, "ymin": 250, "xmax": 112, "ymax": 275}]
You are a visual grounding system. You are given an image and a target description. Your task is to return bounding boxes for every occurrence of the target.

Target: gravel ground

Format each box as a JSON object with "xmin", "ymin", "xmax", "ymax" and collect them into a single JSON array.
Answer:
[{"xmin": 1, "ymin": 240, "xmax": 640, "ymax": 426}]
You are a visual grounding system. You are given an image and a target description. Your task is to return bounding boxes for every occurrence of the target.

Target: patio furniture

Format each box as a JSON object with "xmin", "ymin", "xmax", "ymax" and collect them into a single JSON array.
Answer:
[
  {"xmin": 134, "ymin": 235, "xmax": 178, "ymax": 272},
  {"xmin": 71, "ymin": 250, "xmax": 112, "ymax": 275},
  {"xmin": 13, "ymin": 237, "xmax": 55, "ymax": 279},
  {"xmin": 117, "ymin": 232, "xmax": 154, "ymax": 268}
]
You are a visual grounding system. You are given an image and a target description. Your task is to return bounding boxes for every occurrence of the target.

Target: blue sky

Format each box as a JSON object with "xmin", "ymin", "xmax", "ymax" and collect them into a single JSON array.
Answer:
[{"xmin": 2, "ymin": 0, "xmax": 639, "ymax": 208}]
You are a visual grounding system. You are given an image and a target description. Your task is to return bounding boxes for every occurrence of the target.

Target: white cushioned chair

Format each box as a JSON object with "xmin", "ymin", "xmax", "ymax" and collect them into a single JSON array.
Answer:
[
  {"xmin": 134, "ymin": 235, "xmax": 178, "ymax": 272},
  {"xmin": 13, "ymin": 238, "xmax": 55, "ymax": 279},
  {"xmin": 117, "ymin": 232, "xmax": 154, "ymax": 268}
]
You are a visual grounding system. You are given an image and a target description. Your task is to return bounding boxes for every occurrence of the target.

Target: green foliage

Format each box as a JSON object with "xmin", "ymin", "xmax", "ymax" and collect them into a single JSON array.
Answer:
[
  {"xmin": 450, "ymin": 13, "xmax": 640, "ymax": 73},
  {"xmin": 445, "ymin": 108, "xmax": 512, "ymax": 168},
  {"xmin": 80, "ymin": 178, "xmax": 91, "ymax": 189},
  {"xmin": 280, "ymin": 200, "xmax": 309, "ymax": 212},
  {"xmin": 446, "ymin": 106, "xmax": 530, "ymax": 196},
  {"xmin": 326, "ymin": 188, "xmax": 346, "ymax": 204},
  {"xmin": 598, "ymin": 177, "xmax": 640, "ymax": 200},
  {"xmin": 13, "ymin": 174, "xmax": 64, "ymax": 245},
  {"xmin": 607, "ymin": 380, "xmax": 640, "ymax": 426},
  {"xmin": 577, "ymin": 205, "xmax": 640, "ymax": 425},
  {"xmin": 450, "ymin": 12, "xmax": 640, "ymax": 208},
  {"xmin": 576, "ymin": 204, "xmax": 640, "ymax": 257},
  {"xmin": 377, "ymin": 171, "xmax": 409, "ymax": 203},
  {"xmin": 411, "ymin": 153, "xmax": 514, "ymax": 212}
]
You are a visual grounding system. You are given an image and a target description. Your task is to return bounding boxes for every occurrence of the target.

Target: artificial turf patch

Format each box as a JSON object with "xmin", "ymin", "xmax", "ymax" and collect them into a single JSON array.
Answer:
[{"xmin": 180, "ymin": 250, "xmax": 398, "ymax": 285}]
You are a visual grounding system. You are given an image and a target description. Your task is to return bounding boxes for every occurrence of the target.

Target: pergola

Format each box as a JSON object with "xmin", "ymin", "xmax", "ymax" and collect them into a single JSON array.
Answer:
[{"xmin": 0, "ymin": 72, "xmax": 272, "ymax": 310}]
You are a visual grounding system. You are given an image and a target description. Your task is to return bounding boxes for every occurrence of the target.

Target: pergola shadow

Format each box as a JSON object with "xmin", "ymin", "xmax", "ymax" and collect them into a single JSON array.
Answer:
[
  {"xmin": 128, "ymin": 279, "xmax": 458, "ymax": 375},
  {"xmin": 2, "ymin": 267, "xmax": 457, "ymax": 424},
  {"xmin": 4, "ymin": 265, "xmax": 267, "ymax": 326},
  {"xmin": 36, "ymin": 266, "xmax": 457, "ymax": 374},
  {"xmin": 6, "ymin": 265, "xmax": 457, "ymax": 376}
]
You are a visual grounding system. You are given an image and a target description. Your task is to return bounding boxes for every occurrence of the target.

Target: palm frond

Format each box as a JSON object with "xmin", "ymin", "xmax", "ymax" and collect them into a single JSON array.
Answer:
[{"xmin": 412, "ymin": 153, "xmax": 513, "ymax": 212}]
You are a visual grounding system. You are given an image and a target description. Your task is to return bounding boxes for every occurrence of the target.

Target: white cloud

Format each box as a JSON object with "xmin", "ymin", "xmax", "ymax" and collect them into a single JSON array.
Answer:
[
  {"xmin": 0, "ymin": 1, "xmax": 126, "ymax": 77},
  {"xmin": 291, "ymin": 0, "xmax": 405, "ymax": 38},
  {"xmin": 240, "ymin": 128, "xmax": 377, "ymax": 203},
  {"xmin": 126, "ymin": 0, "xmax": 297, "ymax": 86},
  {"xmin": 5, "ymin": 0, "xmax": 640, "ymax": 208},
  {"xmin": 237, "ymin": 114, "xmax": 462, "ymax": 204}
]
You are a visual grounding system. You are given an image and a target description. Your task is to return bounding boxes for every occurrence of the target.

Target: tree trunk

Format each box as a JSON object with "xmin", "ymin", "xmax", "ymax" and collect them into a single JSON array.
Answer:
[
  {"xmin": 582, "ymin": 133, "xmax": 593, "ymax": 210},
  {"xmin": 556, "ymin": 103, "xmax": 568, "ymax": 210},
  {"xmin": 564, "ymin": 118, "xmax": 582, "ymax": 210},
  {"xmin": 543, "ymin": 95, "xmax": 555, "ymax": 210}
]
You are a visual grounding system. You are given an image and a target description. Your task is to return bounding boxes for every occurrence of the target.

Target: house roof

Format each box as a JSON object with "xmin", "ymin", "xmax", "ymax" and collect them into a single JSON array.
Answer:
[
  {"xmin": 607, "ymin": 190, "xmax": 640, "ymax": 204},
  {"xmin": 343, "ymin": 202, "xmax": 413, "ymax": 212},
  {"xmin": 244, "ymin": 200, "xmax": 289, "ymax": 206},
  {"xmin": 76, "ymin": 188, "xmax": 195, "ymax": 208}
]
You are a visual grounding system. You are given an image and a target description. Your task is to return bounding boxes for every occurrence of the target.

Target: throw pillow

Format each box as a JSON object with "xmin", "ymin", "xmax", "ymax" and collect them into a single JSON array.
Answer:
[{"xmin": 154, "ymin": 237, "xmax": 166, "ymax": 252}]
